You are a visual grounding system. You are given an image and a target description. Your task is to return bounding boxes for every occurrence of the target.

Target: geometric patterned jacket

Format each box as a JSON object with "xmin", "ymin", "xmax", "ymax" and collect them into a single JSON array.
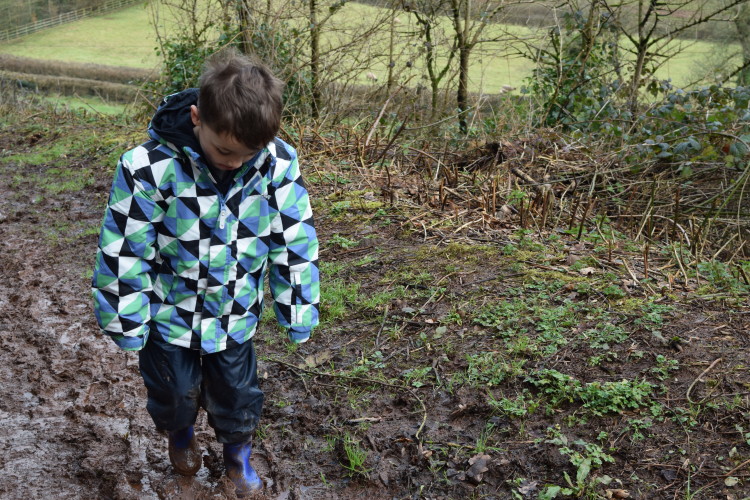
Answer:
[{"xmin": 92, "ymin": 91, "xmax": 320, "ymax": 354}]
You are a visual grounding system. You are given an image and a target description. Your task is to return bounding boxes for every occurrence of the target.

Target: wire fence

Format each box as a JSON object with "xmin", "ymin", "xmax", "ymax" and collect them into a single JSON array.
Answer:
[{"xmin": 0, "ymin": 0, "xmax": 143, "ymax": 42}]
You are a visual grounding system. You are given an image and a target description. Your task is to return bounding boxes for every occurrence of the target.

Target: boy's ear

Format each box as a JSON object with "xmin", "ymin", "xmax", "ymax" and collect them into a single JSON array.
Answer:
[{"xmin": 190, "ymin": 105, "xmax": 200, "ymax": 126}]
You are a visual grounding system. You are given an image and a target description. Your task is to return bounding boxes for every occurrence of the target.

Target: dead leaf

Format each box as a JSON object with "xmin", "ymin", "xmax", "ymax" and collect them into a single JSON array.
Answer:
[
  {"xmin": 465, "ymin": 453, "xmax": 490, "ymax": 485},
  {"xmin": 299, "ymin": 349, "xmax": 333, "ymax": 369},
  {"xmin": 605, "ymin": 489, "xmax": 630, "ymax": 499},
  {"xmin": 566, "ymin": 254, "xmax": 582, "ymax": 266},
  {"xmin": 725, "ymin": 476, "xmax": 740, "ymax": 487},
  {"xmin": 579, "ymin": 267, "xmax": 596, "ymax": 276},
  {"xmin": 517, "ymin": 480, "xmax": 538, "ymax": 495}
]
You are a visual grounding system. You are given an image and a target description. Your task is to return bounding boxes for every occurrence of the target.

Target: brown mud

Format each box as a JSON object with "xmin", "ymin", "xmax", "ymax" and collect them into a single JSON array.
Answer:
[{"xmin": 1, "ymin": 115, "xmax": 750, "ymax": 500}]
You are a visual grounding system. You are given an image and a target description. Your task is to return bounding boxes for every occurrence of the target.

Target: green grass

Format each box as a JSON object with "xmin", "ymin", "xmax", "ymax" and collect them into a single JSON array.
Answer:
[
  {"xmin": 40, "ymin": 94, "xmax": 129, "ymax": 115},
  {"xmin": 0, "ymin": 2, "xmax": 160, "ymax": 68}
]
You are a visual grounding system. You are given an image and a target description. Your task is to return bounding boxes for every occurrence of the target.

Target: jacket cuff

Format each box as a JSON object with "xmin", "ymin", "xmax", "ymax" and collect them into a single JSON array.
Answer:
[
  {"xmin": 288, "ymin": 327, "xmax": 311, "ymax": 344},
  {"xmin": 109, "ymin": 332, "xmax": 147, "ymax": 351}
]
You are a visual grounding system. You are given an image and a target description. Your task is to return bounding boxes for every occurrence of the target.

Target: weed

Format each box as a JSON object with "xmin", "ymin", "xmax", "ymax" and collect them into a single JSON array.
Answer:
[
  {"xmin": 540, "ymin": 426, "xmax": 615, "ymax": 498},
  {"xmin": 735, "ymin": 424, "xmax": 750, "ymax": 446},
  {"xmin": 323, "ymin": 435, "xmax": 337, "ymax": 453},
  {"xmin": 651, "ymin": 355, "xmax": 680, "ymax": 381},
  {"xmin": 488, "ymin": 390, "xmax": 538, "ymax": 419},
  {"xmin": 473, "ymin": 298, "xmax": 527, "ymax": 330},
  {"xmin": 329, "ymin": 233, "xmax": 358, "ymax": 249},
  {"xmin": 403, "ymin": 366, "xmax": 432, "ymax": 388},
  {"xmin": 634, "ymin": 300, "xmax": 674, "ymax": 331},
  {"xmin": 527, "ymin": 369, "xmax": 655, "ymax": 416},
  {"xmin": 360, "ymin": 286, "xmax": 406, "ymax": 310},
  {"xmin": 474, "ymin": 423, "xmax": 503, "ymax": 454},
  {"xmin": 321, "ymin": 278, "xmax": 360, "ymax": 323},
  {"xmin": 255, "ymin": 424, "xmax": 269, "ymax": 440},
  {"xmin": 330, "ymin": 200, "xmax": 352, "ymax": 216},
  {"xmin": 580, "ymin": 322, "xmax": 629, "ymax": 350},
  {"xmin": 697, "ymin": 260, "xmax": 750, "ymax": 295},
  {"xmin": 442, "ymin": 308, "xmax": 463, "ymax": 326},
  {"xmin": 578, "ymin": 379, "xmax": 654, "ymax": 416},
  {"xmin": 465, "ymin": 352, "xmax": 526, "ymax": 388},
  {"xmin": 626, "ymin": 418, "xmax": 654, "ymax": 442},
  {"xmin": 348, "ymin": 351, "xmax": 386, "ymax": 377},
  {"xmin": 533, "ymin": 302, "xmax": 578, "ymax": 354},
  {"xmin": 601, "ymin": 284, "xmax": 627, "ymax": 299},
  {"xmin": 341, "ymin": 435, "xmax": 370, "ymax": 478}
]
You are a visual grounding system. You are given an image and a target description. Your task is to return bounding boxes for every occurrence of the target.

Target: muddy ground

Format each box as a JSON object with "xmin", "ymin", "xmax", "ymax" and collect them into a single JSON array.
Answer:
[{"xmin": 1, "ymin": 111, "xmax": 750, "ymax": 500}]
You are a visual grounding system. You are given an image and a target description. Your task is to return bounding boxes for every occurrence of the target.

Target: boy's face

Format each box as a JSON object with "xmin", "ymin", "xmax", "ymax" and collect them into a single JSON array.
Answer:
[{"xmin": 190, "ymin": 105, "xmax": 258, "ymax": 171}]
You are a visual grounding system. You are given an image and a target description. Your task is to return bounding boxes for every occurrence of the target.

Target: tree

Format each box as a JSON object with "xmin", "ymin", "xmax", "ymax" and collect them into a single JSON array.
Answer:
[
  {"xmin": 402, "ymin": 0, "xmax": 457, "ymax": 117},
  {"xmin": 448, "ymin": 0, "xmax": 518, "ymax": 133},
  {"xmin": 601, "ymin": 0, "xmax": 747, "ymax": 112},
  {"xmin": 734, "ymin": 2, "xmax": 750, "ymax": 85}
]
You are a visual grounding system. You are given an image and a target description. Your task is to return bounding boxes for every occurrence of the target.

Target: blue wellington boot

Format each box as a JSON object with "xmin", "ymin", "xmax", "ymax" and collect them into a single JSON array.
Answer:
[
  {"xmin": 168, "ymin": 426, "xmax": 202, "ymax": 476},
  {"xmin": 223, "ymin": 442, "xmax": 263, "ymax": 495}
]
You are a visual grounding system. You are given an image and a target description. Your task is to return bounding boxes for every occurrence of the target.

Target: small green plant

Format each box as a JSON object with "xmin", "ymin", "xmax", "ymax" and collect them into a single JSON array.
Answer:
[
  {"xmin": 735, "ymin": 424, "xmax": 750, "ymax": 446},
  {"xmin": 626, "ymin": 418, "xmax": 654, "ymax": 442},
  {"xmin": 527, "ymin": 369, "xmax": 654, "ymax": 416},
  {"xmin": 651, "ymin": 354, "xmax": 680, "ymax": 381},
  {"xmin": 465, "ymin": 352, "xmax": 525, "ymax": 387},
  {"xmin": 697, "ymin": 260, "xmax": 750, "ymax": 294},
  {"xmin": 403, "ymin": 366, "xmax": 432, "ymax": 388},
  {"xmin": 330, "ymin": 200, "xmax": 352, "ymax": 215},
  {"xmin": 329, "ymin": 233, "xmax": 357, "ymax": 249},
  {"xmin": 475, "ymin": 423, "xmax": 503, "ymax": 453},
  {"xmin": 540, "ymin": 426, "xmax": 615, "ymax": 498},
  {"xmin": 360, "ymin": 286, "xmax": 406, "ymax": 311},
  {"xmin": 581, "ymin": 322, "xmax": 629, "ymax": 350},
  {"xmin": 634, "ymin": 300, "xmax": 674, "ymax": 331},
  {"xmin": 348, "ymin": 351, "xmax": 387, "ymax": 377},
  {"xmin": 321, "ymin": 278, "xmax": 360, "ymax": 323},
  {"xmin": 488, "ymin": 391, "xmax": 538, "ymax": 419},
  {"xmin": 341, "ymin": 435, "xmax": 370, "ymax": 478}
]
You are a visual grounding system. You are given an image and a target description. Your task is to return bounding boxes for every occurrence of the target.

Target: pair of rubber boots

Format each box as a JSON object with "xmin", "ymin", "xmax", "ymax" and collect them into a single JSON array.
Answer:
[{"xmin": 168, "ymin": 426, "xmax": 262, "ymax": 495}]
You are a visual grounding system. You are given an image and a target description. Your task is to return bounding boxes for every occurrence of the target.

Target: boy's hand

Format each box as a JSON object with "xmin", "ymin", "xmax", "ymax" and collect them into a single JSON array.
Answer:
[{"xmin": 287, "ymin": 328, "xmax": 310, "ymax": 344}]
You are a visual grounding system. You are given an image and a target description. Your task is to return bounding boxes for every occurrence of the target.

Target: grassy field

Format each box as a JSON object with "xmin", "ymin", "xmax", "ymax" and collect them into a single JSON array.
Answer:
[
  {"xmin": 0, "ymin": 0, "xmax": 739, "ymax": 95},
  {"xmin": 0, "ymin": 2, "xmax": 160, "ymax": 69}
]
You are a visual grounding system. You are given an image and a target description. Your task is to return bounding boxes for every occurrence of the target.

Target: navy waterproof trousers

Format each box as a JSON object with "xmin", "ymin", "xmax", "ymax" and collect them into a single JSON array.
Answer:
[{"xmin": 138, "ymin": 334, "xmax": 264, "ymax": 444}]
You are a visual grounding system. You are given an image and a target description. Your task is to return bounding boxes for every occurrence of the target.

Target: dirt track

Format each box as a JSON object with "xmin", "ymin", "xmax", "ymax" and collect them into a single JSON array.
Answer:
[{"xmin": 0, "ymin": 120, "xmax": 434, "ymax": 499}]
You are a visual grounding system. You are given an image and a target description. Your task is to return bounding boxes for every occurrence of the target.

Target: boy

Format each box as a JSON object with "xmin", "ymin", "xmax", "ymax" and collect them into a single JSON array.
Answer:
[{"xmin": 92, "ymin": 50, "xmax": 319, "ymax": 495}]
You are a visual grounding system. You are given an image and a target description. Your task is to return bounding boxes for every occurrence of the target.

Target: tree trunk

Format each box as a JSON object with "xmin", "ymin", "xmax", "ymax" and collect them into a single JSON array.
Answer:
[
  {"xmin": 310, "ymin": 0, "xmax": 321, "ymax": 118},
  {"xmin": 237, "ymin": 1, "xmax": 252, "ymax": 55},
  {"xmin": 457, "ymin": 44, "xmax": 470, "ymax": 133},
  {"xmin": 736, "ymin": 3, "xmax": 750, "ymax": 86},
  {"xmin": 387, "ymin": 7, "xmax": 396, "ymax": 93},
  {"xmin": 454, "ymin": 0, "xmax": 471, "ymax": 134}
]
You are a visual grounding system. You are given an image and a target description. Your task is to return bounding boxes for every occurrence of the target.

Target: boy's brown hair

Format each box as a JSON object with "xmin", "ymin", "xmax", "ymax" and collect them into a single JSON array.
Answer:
[{"xmin": 198, "ymin": 49, "xmax": 284, "ymax": 150}]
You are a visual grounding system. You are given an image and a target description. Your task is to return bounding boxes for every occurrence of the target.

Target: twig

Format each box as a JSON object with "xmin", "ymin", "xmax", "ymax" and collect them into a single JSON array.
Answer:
[
  {"xmin": 686, "ymin": 358, "xmax": 722, "ymax": 405},
  {"xmin": 375, "ymin": 304, "xmax": 390, "ymax": 349},
  {"xmin": 722, "ymin": 457, "xmax": 750, "ymax": 478},
  {"xmin": 365, "ymin": 85, "xmax": 404, "ymax": 147}
]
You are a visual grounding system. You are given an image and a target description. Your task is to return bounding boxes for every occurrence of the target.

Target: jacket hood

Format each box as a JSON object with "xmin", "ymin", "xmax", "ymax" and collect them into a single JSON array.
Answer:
[{"xmin": 149, "ymin": 88, "xmax": 201, "ymax": 155}]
